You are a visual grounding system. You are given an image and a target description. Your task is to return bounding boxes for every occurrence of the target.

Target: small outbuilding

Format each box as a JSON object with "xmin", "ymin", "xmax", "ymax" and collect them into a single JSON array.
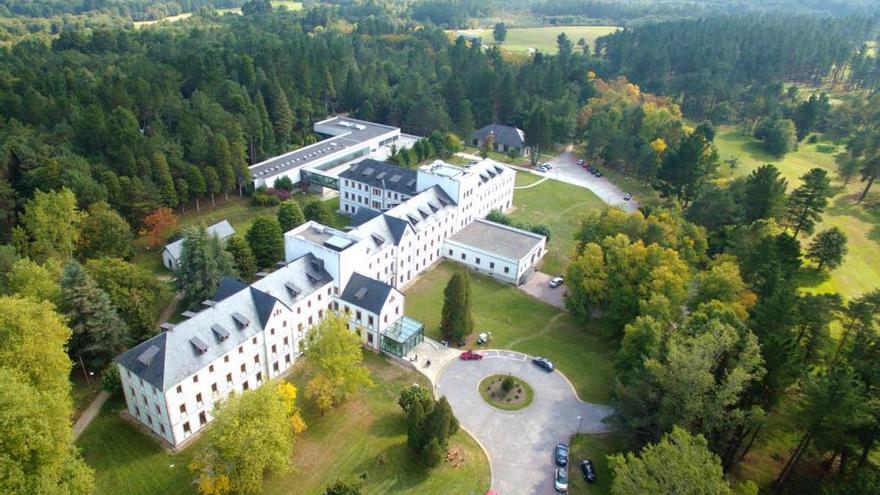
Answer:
[
  {"xmin": 442, "ymin": 219, "xmax": 546, "ymax": 285},
  {"xmin": 471, "ymin": 124, "xmax": 529, "ymax": 157},
  {"xmin": 162, "ymin": 220, "xmax": 235, "ymax": 271}
]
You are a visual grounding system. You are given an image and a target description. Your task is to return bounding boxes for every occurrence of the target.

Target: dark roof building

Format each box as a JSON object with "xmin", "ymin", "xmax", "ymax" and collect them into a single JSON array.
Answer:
[
  {"xmin": 339, "ymin": 272, "xmax": 395, "ymax": 315},
  {"xmin": 339, "ymin": 159, "xmax": 418, "ymax": 196},
  {"xmin": 471, "ymin": 124, "xmax": 529, "ymax": 157}
]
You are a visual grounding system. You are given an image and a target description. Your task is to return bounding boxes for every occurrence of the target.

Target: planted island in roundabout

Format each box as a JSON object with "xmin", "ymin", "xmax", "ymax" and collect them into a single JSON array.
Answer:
[{"xmin": 479, "ymin": 374, "xmax": 535, "ymax": 411}]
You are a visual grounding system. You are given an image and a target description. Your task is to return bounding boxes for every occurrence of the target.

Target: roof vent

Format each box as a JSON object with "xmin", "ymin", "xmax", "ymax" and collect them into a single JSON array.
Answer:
[
  {"xmin": 159, "ymin": 322, "xmax": 175, "ymax": 332},
  {"xmin": 232, "ymin": 312, "xmax": 250, "ymax": 328},
  {"xmin": 389, "ymin": 174, "xmax": 402, "ymax": 183},
  {"xmin": 285, "ymin": 282, "xmax": 302, "ymax": 296},
  {"xmin": 211, "ymin": 324, "xmax": 230, "ymax": 341},
  {"xmin": 306, "ymin": 272, "xmax": 320, "ymax": 283},
  {"xmin": 190, "ymin": 337, "xmax": 208, "ymax": 354},
  {"xmin": 201, "ymin": 300, "xmax": 216, "ymax": 308},
  {"xmin": 181, "ymin": 310, "xmax": 199, "ymax": 319},
  {"xmin": 137, "ymin": 345, "xmax": 160, "ymax": 366},
  {"xmin": 406, "ymin": 179, "xmax": 416, "ymax": 188}
]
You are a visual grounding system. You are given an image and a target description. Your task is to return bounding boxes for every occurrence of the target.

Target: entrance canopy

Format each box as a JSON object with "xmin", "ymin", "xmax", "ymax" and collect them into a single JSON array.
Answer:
[{"xmin": 380, "ymin": 316, "xmax": 424, "ymax": 357}]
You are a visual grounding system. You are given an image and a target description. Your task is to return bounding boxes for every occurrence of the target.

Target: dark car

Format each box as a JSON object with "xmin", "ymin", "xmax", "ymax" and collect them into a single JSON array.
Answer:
[
  {"xmin": 594, "ymin": 170, "xmax": 603, "ymax": 177},
  {"xmin": 555, "ymin": 443, "xmax": 569, "ymax": 467},
  {"xmin": 580, "ymin": 460, "xmax": 597, "ymax": 483},
  {"xmin": 459, "ymin": 350, "xmax": 483, "ymax": 361},
  {"xmin": 587, "ymin": 165, "xmax": 597, "ymax": 174},
  {"xmin": 532, "ymin": 357, "xmax": 554, "ymax": 372}
]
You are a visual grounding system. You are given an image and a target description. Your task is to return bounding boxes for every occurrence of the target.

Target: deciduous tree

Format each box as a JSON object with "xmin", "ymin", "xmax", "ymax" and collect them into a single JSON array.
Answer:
[
  {"xmin": 16, "ymin": 187, "xmax": 84, "ymax": 262},
  {"xmin": 78, "ymin": 201, "xmax": 135, "ymax": 260},
  {"xmin": 305, "ymin": 315, "xmax": 373, "ymax": 404},
  {"xmin": 190, "ymin": 381, "xmax": 305, "ymax": 495},
  {"xmin": 277, "ymin": 201, "xmax": 305, "ymax": 232},
  {"xmin": 245, "ymin": 216, "xmax": 284, "ymax": 269},
  {"xmin": 303, "ymin": 200, "xmax": 333, "ymax": 225},
  {"xmin": 609, "ymin": 427, "xmax": 732, "ymax": 495},
  {"xmin": 142, "ymin": 207, "xmax": 179, "ymax": 248}
]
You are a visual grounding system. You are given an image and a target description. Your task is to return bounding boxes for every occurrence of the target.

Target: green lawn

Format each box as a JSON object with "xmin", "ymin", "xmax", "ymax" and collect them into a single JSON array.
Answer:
[
  {"xmin": 568, "ymin": 433, "xmax": 627, "ymax": 495},
  {"xmin": 404, "ymin": 261, "xmax": 617, "ymax": 403},
  {"xmin": 715, "ymin": 127, "xmax": 880, "ymax": 298},
  {"xmin": 510, "ymin": 173, "xmax": 606, "ymax": 275},
  {"xmin": 453, "ymin": 26, "xmax": 620, "ymax": 54},
  {"xmin": 77, "ymin": 352, "xmax": 489, "ymax": 495}
]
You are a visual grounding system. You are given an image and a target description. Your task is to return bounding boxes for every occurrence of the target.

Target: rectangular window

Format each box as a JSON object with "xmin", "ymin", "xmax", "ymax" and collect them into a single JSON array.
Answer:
[
  {"xmin": 211, "ymin": 383, "xmax": 218, "ymax": 393},
  {"xmin": 273, "ymin": 362, "xmax": 279, "ymax": 372},
  {"xmin": 183, "ymin": 422, "xmax": 191, "ymax": 433},
  {"xmin": 192, "ymin": 374, "xmax": 198, "ymax": 383},
  {"xmin": 240, "ymin": 364, "xmax": 246, "ymax": 373},
  {"xmin": 226, "ymin": 373, "xmax": 232, "ymax": 383},
  {"xmin": 242, "ymin": 381, "xmax": 249, "ymax": 391},
  {"xmin": 368, "ymin": 315, "xmax": 374, "ymax": 326},
  {"xmin": 199, "ymin": 412, "xmax": 207, "ymax": 426},
  {"xmin": 208, "ymin": 365, "xmax": 214, "ymax": 373},
  {"xmin": 180, "ymin": 404, "xmax": 187, "ymax": 415},
  {"xmin": 271, "ymin": 344, "xmax": 277, "ymax": 354},
  {"xmin": 461, "ymin": 253, "xmax": 466, "ymax": 260},
  {"xmin": 504, "ymin": 266, "xmax": 510, "ymax": 274},
  {"xmin": 490, "ymin": 262, "xmax": 495, "ymax": 269},
  {"xmin": 256, "ymin": 372, "xmax": 262, "ymax": 382},
  {"xmin": 254, "ymin": 355, "xmax": 259, "ymax": 364},
  {"xmin": 224, "ymin": 355, "xmax": 230, "ymax": 363},
  {"xmin": 476, "ymin": 257, "xmax": 481, "ymax": 265},
  {"xmin": 176, "ymin": 385, "xmax": 182, "ymax": 394},
  {"xmin": 196, "ymin": 393, "xmax": 202, "ymax": 404}
]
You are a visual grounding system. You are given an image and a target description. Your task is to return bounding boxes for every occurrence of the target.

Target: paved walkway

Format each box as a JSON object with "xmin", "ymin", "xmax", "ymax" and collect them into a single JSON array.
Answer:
[
  {"xmin": 436, "ymin": 350, "xmax": 613, "ymax": 495},
  {"xmin": 405, "ymin": 337, "xmax": 460, "ymax": 384},
  {"xmin": 73, "ymin": 391, "xmax": 110, "ymax": 439},
  {"xmin": 514, "ymin": 176, "xmax": 550, "ymax": 190}
]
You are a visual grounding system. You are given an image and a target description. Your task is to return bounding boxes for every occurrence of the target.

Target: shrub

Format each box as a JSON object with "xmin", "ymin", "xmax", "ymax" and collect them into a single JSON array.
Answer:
[
  {"xmin": 501, "ymin": 376, "xmax": 515, "ymax": 394},
  {"xmin": 252, "ymin": 190, "xmax": 280, "ymax": 206},
  {"xmin": 807, "ymin": 134, "xmax": 819, "ymax": 144},
  {"xmin": 273, "ymin": 176, "xmax": 295, "ymax": 191},
  {"xmin": 267, "ymin": 187, "xmax": 291, "ymax": 201},
  {"xmin": 101, "ymin": 365, "xmax": 121, "ymax": 396}
]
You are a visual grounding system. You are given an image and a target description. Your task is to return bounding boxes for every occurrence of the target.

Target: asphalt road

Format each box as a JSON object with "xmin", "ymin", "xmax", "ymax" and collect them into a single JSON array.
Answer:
[{"xmin": 436, "ymin": 351, "xmax": 613, "ymax": 495}]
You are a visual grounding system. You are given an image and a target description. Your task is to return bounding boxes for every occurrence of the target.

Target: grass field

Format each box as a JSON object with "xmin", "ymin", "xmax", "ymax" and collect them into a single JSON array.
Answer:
[
  {"xmin": 77, "ymin": 352, "xmax": 489, "ymax": 495},
  {"xmin": 404, "ymin": 261, "xmax": 617, "ymax": 404},
  {"xmin": 453, "ymin": 26, "xmax": 620, "ymax": 54},
  {"xmin": 510, "ymin": 173, "xmax": 606, "ymax": 275},
  {"xmin": 715, "ymin": 127, "xmax": 880, "ymax": 298},
  {"xmin": 133, "ymin": 2, "xmax": 299, "ymax": 28},
  {"xmin": 567, "ymin": 433, "xmax": 626, "ymax": 495}
]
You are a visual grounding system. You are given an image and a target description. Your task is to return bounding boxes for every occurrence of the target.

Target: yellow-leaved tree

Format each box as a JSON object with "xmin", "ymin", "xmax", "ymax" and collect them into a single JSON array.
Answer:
[
  {"xmin": 190, "ymin": 381, "xmax": 306, "ymax": 495},
  {"xmin": 304, "ymin": 315, "xmax": 374, "ymax": 412}
]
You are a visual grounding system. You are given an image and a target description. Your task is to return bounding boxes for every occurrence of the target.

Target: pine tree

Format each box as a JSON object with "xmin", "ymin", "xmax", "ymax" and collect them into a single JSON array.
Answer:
[
  {"xmin": 246, "ymin": 216, "xmax": 284, "ymax": 269},
  {"xmin": 785, "ymin": 168, "xmax": 834, "ymax": 237},
  {"xmin": 225, "ymin": 236, "xmax": 257, "ymax": 282},
  {"xmin": 60, "ymin": 260, "xmax": 130, "ymax": 369},
  {"xmin": 175, "ymin": 226, "xmax": 237, "ymax": 305},
  {"xmin": 152, "ymin": 152, "xmax": 178, "ymax": 208},
  {"xmin": 807, "ymin": 227, "xmax": 848, "ymax": 271},
  {"xmin": 439, "ymin": 270, "xmax": 474, "ymax": 341},
  {"xmin": 277, "ymin": 201, "xmax": 306, "ymax": 232}
]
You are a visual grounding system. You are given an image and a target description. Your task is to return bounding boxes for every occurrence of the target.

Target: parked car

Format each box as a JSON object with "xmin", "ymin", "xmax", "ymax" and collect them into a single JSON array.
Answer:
[
  {"xmin": 536, "ymin": 165, "xmax": 549, "ymax": 173},
  {"xmin": 587, "ymin": 165, "xmax": 597, "ymax": 174},
  {"xmin": 543, "ymin": 162, "xmax": 553, "ymax": 170},
  {"xmin": 623, "ymin": 192, "xmax": 633, "ymax": 201},
  {"xmin": 532, "ymin": 356, "xmax": 554, "ymax": 372},
  {"xmin": 460, "ymin": 350, "xmax": 483, "ymax": 361},
  {"xmin": 580, "ymin": 460, "xmax": 597, "ymax": 483},
  {"xmin": 554, "ymin": 467, "xmax": 569, "ymax": 493},
  {"xmin": 576, "ymin": 159, "xmax": 585, "ymax": 166},
  {"xmin": 594, "ymin": 170, "xmax": 603, "ymax": 177},
  {"xmin": 549, "ymin": 276, "xmax": 564, "ymax": 288},
  {"xmin": 555, "ymin": 443, "xmax": 569, "ymax": 467}
]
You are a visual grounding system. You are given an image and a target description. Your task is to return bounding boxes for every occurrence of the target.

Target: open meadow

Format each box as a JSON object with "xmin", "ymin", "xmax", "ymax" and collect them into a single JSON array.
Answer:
[
  {"xmin": 715, "ymin": 127, "xmax": 880, "ymax": 299},
  {"xmin": 452, "ymin": 25, "xmax": 620, "ymax": 54}
]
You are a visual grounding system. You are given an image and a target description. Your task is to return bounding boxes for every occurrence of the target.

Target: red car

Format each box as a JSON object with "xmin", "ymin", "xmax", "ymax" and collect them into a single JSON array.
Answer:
[{"xmin": 460, "ymin": 350, "xmax": 483, "ymax": 361}]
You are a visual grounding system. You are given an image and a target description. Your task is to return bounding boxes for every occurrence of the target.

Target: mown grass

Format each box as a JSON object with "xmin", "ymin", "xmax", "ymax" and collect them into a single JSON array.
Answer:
[
  {"xmin": 715, "ymin": 127, "xmax": 880, "ymax": 298},
  {"xmin": 453, "ymin": 26, "xmax": 620, "ymax": 54},
  {"xmin": 404, "ymin": 261, "xmax": 617, "ymax": 403},
  {"xmin": 77, "ymin": 352, "xmax": 489, "ymax": 495},
  {"xmin": 510, "ymin": 173, "xmax": 606, "ymax": 275},
  {"xmin": 567, "ymin": 433, "xmax": 627, "ymax": 495}
]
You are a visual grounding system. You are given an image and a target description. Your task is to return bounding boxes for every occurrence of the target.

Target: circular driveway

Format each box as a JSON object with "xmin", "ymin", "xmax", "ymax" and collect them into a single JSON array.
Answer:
[{"xmin": 436, "ymin": 350, "xmax": 613, "ymax": 495}]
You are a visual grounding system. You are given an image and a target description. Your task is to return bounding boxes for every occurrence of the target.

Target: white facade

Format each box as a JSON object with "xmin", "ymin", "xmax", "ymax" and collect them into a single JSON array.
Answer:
[
  {"xmin": 442, "ymin": 220, "xmax": 546, "ymax": 285},
  {"xmin": 119, "ymin": 153, "xmax": 539, "ymax": 448}
]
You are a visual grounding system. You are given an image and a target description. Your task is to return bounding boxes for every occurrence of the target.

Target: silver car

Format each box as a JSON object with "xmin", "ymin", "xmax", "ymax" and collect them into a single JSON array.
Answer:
[{"xmin": 554, "ymin": 466, "xmax": 568, "ymax": 492}]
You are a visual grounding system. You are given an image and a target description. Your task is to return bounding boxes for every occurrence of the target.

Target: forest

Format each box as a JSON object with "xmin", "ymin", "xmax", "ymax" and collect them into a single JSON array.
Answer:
[{"xmin": 2, "ymin": 1, "xmax": 880, "ymax": 494}]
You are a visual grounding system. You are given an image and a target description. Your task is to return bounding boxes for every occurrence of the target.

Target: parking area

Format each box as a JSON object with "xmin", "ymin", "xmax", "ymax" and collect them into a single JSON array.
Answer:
[
  {"xmin": 436, "ymin": 351, "xmax": 613, "ymax": 495},
  {"xmin": 520, "ymin": 272, "xmax": 566, "ymax": 310},
  {"xmin": 534, "ymin": 152, "xmax": 639, "ymax": 212}
]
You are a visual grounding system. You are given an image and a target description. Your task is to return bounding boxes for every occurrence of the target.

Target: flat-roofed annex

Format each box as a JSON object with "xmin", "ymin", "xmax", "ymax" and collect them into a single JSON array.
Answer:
[{"xmin": 447, "ymin": 219, "xmax": 545, "ymax": 261}]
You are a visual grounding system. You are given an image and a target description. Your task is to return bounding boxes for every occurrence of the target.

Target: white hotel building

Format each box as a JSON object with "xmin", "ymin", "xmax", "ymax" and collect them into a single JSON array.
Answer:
[{"xmin": 117, "ymin": 121, "xmax": 546, "ymax": 448}]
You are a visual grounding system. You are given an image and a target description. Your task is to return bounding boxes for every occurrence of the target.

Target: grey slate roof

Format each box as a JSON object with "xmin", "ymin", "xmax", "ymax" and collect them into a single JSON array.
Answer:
[
  {"xmin": 215, "ymin": 277, "xmax": 248, "ymax": 302},
  {"xmin": 340, "ymin": 159, "xmax": 418, "ymax": 195},
  {"xmin": 339, "ymin": 272, "xmax": 393, "ymax": 314},
  {"xmin": 350, "ymin": 207, "xmax": 383, "ymax": 227},
  {"xmin": 472, "ymin": 124, "xmax": 526, "ymax": 149},
  {"xmin": 163, "ymin": 220, "xmax": 235, "ymax": 262},
  {"xmin": 117, "ymin": 253, "xmax": 332, "ymax": 391}
]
